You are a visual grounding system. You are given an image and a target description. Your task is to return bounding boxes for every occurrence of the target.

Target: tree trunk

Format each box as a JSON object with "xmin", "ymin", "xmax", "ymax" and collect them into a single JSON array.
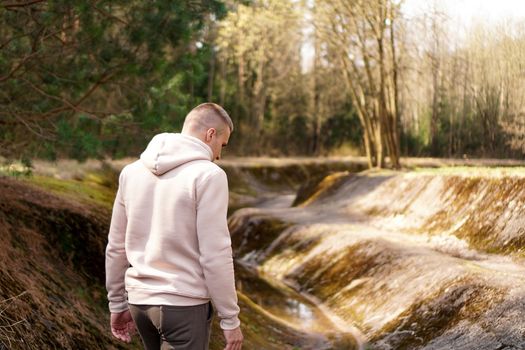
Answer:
[
  {"xmin": 207, "ymin": 47, "xmax": 215, "ymax": 101},
  {"xmin": 311, "ymin": 24, "xmax": 321, "ymax": 155},
  {"xmin": 236, "ymin": 54, "xmax": 245, "ymax": 118},
  {"xmin": 219, "ymin": 58, "xmax": 226, "ymax": 106},
  {"xmin": 388, "ymin": 4, "xmax": 401, "ymax": 168}
]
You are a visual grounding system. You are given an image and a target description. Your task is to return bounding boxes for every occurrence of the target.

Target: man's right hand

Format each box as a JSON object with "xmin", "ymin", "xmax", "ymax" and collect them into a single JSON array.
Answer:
[
  {"xmin": 110, "ymin": 310, "xmax": 135, "ymax": 343},
  {"xmin": 223, "ymin": 326, "xmax": 243, "ymax": 350}
]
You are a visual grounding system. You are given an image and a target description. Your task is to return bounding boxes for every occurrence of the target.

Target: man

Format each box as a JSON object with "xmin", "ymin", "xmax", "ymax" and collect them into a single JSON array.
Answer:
[{"xmin": 105, "ymin": 103, "xmax": 243, "ymax": 350}]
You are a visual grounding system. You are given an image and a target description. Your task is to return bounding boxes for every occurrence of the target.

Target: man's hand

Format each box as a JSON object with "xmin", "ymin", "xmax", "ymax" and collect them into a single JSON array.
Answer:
[
  {"xmin": 223, "ymin": 326, "xmax": 243, "ymax": 350},
  {"xmin": 110, "ymin": 310, "xmax": 135, "ymax": 343}
]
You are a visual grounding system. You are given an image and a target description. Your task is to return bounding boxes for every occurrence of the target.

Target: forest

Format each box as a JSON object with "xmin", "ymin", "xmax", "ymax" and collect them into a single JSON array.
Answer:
[
  {"xmin": 1, "ymin": 0, "xmax": 525, "ymax": 168},
  {"xmin": 3, "ymin": 2, "xmax": 525, "ymax": 349}
]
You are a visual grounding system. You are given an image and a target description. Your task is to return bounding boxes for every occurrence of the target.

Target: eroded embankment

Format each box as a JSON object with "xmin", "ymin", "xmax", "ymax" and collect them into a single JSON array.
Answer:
[
  {"xmin": 0, "ymin": 177, "xmax": 125, "ymax": 349},
  {"xmin": 0, "ymin": 159, "xmax": 363, "ymax": 350},
  {"xmin": 218, "ymin": 157, "xmax": 368, "ymax": 212},
  {"xmin": 229, "ymin": 169, "xmax": 525, "ymax": 349}
]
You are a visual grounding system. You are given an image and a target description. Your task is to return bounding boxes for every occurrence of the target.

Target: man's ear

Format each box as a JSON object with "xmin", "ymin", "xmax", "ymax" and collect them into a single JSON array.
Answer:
[{"xmin": 205, "ymin": 128, "xmax": 216, "ymax": 142}]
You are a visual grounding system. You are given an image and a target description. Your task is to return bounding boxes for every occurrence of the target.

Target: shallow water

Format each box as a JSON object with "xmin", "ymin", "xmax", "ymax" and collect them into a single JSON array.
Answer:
[{"xmin": 235, "ymin": 262, "xmax": 361, "ymax": 349}]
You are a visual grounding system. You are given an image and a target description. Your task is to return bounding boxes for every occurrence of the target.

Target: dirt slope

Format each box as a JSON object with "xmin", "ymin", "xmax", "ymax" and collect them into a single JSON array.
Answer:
[
  {"xmin": 229, "ymin": 169, "xmax": 525, "ymax": 349},
  {"xmin": 0, "ymin": 177, "xmax": 130, "ymax": 349}
]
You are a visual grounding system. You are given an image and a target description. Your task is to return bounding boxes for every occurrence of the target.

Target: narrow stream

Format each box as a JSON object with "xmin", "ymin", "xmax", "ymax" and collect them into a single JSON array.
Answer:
[
  {"xmin": 235, "ymin": 262, "xmax": 362, "ymax": 349},
  {"xmin": 230, "ymin": 187, "xmax": 365, "ymax": 350},
  {"xmin": 227, "ymin": 171, "xmax": 365, "ymax": 350}
]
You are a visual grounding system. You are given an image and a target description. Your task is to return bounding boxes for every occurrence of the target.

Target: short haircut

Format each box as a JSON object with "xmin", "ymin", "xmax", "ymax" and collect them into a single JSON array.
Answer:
[{"xmin": 183, "ymin": 103, "xmax": 234, "ymax": 133}]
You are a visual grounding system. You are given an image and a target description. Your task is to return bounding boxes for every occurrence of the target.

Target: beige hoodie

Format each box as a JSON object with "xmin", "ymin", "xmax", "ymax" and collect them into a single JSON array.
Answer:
[{"xmin": 105, "ymin": 133, "xmax": 240, "ymax": 330}]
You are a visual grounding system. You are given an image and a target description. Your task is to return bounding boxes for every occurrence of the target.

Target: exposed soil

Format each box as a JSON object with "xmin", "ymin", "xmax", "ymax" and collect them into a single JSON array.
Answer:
[
  {"xmin": 0, "ymin": 176, "xmax": 131, "ymax": 349},
  {"xmin": 229, "ymin": 169, "xmax": 525, "ymax": 349}
]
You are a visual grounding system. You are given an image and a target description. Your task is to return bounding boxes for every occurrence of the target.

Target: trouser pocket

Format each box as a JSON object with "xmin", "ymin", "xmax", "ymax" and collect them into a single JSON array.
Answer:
[{"xmin": 206, "ymin": 301, "xmax": 214, "ymax": 323}]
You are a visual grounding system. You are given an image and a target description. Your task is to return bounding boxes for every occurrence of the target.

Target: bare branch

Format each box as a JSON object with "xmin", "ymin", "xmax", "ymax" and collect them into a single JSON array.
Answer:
[
  {"xmin": 0, "ymin": 51, "xmax": 39, "ymax": 82},
  {"xmin": 2, "ymin": 0, "xmax": 45, "ymax": 9},
  {"xmin": 90, "ymin": 3, "xmax": 129, "ymax": 26}
]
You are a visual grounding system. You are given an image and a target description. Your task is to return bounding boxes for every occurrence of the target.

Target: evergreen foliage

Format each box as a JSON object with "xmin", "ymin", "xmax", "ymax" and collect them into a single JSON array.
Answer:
[{"xmin": 0, "ymin": 0, "xmax": 225, "ymax": 160}]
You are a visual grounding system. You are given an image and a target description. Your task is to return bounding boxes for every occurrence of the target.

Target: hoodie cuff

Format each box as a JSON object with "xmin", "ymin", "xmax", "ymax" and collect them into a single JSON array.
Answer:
[
  {"xmin": 109, "ymin": 299, "xmax": 129, "ymax": 313},
  {"xmin": 220, "ymin": 316, "xmax": 241, "ymax": 330}
]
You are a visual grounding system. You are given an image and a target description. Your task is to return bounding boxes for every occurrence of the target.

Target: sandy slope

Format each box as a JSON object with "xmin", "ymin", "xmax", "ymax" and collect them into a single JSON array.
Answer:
[
  {"xmin": 0, "ymin": 177, "xmax": 128, "ymax": 349},
  {"xmin": 229, "ymin": 170, "xmax": 525, "ymax": 349}
]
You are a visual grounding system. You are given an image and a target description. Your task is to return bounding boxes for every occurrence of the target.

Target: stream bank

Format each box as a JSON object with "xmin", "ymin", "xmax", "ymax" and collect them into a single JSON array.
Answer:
[
  {"xmin": 229, "ymin": 168, "xmax": 525, "ymax": 349},
  {"xmin": 5, "ymin": 158, "xmax": 525, "ymax": 349},
  {"xmin": 0, "ymin": 157, "xmax": 368, "ymax": 349}
]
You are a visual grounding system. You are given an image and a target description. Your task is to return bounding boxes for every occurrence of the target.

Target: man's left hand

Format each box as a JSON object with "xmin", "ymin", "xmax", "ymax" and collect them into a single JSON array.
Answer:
[{"xmin": 110, "ymin": 310, "xmax": 135, "ymax": 343}]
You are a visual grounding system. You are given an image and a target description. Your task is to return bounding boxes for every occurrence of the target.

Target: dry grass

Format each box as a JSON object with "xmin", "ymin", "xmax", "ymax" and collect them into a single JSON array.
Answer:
[
  {"xmin": 0, "ymin": 292, "xmax": 28, "ymax": 349},
  {"xmin": 412, "ymin": 166, "xmax": 525, "ymax": 177},
  {"xmin": 0, "ymin": 177, "xmax": 135, "ymax": 349}
]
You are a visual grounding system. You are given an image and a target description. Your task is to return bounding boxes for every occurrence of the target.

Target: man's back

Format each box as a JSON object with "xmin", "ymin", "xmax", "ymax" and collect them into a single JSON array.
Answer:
[
  {"xmin": 106, "ymin": 133, "xmax": 240, "ymax": 330},
  {"xmin": 122, "ymin": 158, "xmax": 225, "ymax": 301},
  {"xmin": 106, "ymin": 103, "xmax": 243, "ymax": 349}
]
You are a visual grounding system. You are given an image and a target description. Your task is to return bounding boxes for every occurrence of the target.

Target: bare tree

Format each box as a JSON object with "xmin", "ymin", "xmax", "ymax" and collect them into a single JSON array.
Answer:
[
  {"xmin": 216, "ymin": 0, "xmax": 304, "ymax": 152},
  {"xmin": 315, "ymin": 0, "xmax": 402, "ymax": 168}
]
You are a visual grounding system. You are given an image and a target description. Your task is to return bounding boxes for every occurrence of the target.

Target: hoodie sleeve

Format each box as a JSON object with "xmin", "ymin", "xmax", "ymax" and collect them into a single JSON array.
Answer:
[
  {"xmin": 196, "ymin": 170, "xmax": 241, "ymax": 330},
  {"xmin": 105, "ymin": 170, "xmax": 130, "ymax": 313}
]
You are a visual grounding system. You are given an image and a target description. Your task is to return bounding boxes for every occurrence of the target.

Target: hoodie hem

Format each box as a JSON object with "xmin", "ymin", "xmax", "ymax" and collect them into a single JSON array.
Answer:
[{"xmin": 127, "ymin": 287, "xmax": 209, "ymax": 306}]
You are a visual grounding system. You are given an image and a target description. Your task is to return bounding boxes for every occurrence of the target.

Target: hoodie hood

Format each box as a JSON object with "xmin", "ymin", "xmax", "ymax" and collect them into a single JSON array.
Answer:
[{"xmin": 140, "ymin": 133, "xmax": 213, "ymax": 175}]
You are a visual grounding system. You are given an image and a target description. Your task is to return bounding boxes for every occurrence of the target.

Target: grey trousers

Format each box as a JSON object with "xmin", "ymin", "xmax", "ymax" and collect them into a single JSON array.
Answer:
[{"xmin": 129, "ymin": 302, "xmax": 213, "ymax": 350}]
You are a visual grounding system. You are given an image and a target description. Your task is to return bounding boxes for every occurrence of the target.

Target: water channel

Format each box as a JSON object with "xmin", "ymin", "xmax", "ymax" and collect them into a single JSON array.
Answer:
[
  {"xmin": 235, "ymin": 261, "xmax": 363, "ymax": 349},
  {"xmin": 229, "ymin": 185, "xmax": 365, "ymax": 350}
]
